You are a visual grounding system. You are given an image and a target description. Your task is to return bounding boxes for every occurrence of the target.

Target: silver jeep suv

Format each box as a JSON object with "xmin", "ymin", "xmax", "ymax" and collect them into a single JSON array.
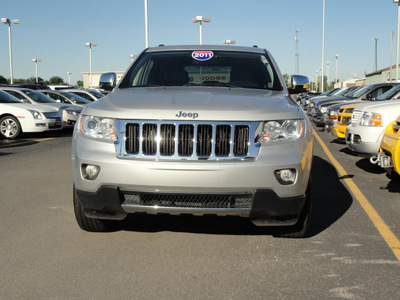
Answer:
[{"xmin": 72, "ymin": 45, "xmax": 313, "ymax": 237}]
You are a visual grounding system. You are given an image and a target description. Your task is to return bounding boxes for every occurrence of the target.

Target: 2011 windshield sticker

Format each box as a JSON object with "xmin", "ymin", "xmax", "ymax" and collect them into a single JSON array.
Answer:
[{"xmin": 192, "ymin": 51, "xmax": 214, "ymax": 61}]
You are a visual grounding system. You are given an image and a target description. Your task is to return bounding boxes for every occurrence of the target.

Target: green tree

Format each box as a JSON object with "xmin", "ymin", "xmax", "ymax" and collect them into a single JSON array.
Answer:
[
  {"xmin": 48, "ymin": 76, "xmax": 65, "ymax": 85},
  {"xmin": 0, "ymin": 75, "xmax": 7, "ymax": 84},
  {"xmin": 282, "ymin": 74, "xmax": 290, "ymax": 86},
  {"xmin": 76, "ymin": 80, "xmax": 83, "ymax": 88}
]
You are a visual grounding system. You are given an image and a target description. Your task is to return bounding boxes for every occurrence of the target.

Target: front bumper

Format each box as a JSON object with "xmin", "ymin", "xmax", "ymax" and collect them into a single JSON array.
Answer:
[
  {"xmin": 333, "ymin": 123, "xmax": 347, "ymax": 139},
  {"xmin": 345, "ymin": 125, "xmax": 384, "ymax": 155},
  {"xmin": 72, "ymin": 127, "xmax": 313, "ymax": 226}
]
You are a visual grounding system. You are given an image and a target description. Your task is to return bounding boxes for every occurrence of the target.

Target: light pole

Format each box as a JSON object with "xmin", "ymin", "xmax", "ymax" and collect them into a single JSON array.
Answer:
[
  {"xmin": 129, "ymin": 54, "xmax": 136, "ymax": 61},
  {"xmin": 192, "ymin": 16, "xmax": 211, "ymax": 45},
  {"xmin": 67, "ymin": 72, "xmax": 72, "ymax": 85},
  {"xmin": 32, "ymin": 59, "xmax": 42, "ymax": 84},
  {"xmin": 373, "ymin": 37, "xmax": 379, "ymax": 72},
  {"xmin": 321, "ymin": 0, "xmax": 326, "ymax": 92},
  {"xmin": 1, "ymin": 18, "xmax": 19, "ymax": 84},
  {"xmin": 326, "ymin": 61, "xmax": 330, "ymax": 88},
  {"xmin": 335, "ymin": 54, "xmax": 339, "ymax": 86},
  {"xmin": 222, "ymin": 40, "xmax": 236, "ymax": 45},
  {"xmin": 85, "ymin": 42, "xmax": 97, "ymax": 88},
  {"xmin": 294, "ymin": 29, "xmax": 300, "ymax": 74},
  {"xmin": 315, "ymin": 70, "xmax": 319, "ymax": 92},
  {"xmin": 144, "ymin": 0, "xmax": 149, "ymax": 48},
  {"xmin": 395, "ymin": 0, "xmax": 400, "ymax": 81}
]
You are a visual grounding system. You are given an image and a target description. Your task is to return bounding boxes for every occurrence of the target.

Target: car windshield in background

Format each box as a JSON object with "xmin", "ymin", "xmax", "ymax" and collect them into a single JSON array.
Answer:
[
  {"xmin": 23, "ymin": 90, "xmax": 55, "ymax": 103},
  {"xmin": 349, "ymin": 85, "xmax": 374, "ymax": 98},
  {"xmin": 119, "ymin": 50, "xmax": 283, "ymax": 91},
  {"xmin": 0, "ymin": 90, "xmax": 22, "ymax": 103},
  {"xmin": 63, "ymin": 92, "xmax": 91, "ymax": 104},
  {"xmin": 88, "ymin": 90, "xmax": 104, "ymax": 99},
  {"xmin": 377, "ymin": 85, "xmax": 400, "ymax": 100}
]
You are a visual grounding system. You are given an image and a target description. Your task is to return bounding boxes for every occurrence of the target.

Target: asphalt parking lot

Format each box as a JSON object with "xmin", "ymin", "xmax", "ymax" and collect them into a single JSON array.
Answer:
[{"xmin": 1, "ymin": 125, "xmax": 399, "ymax": 299}]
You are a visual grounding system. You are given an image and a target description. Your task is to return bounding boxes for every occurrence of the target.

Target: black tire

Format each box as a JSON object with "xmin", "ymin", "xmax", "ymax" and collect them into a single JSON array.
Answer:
[
  {"xmin": 73, "ymin": 186, "xmax": 116, "ymax": 232},
  {"xmin": 0, "ymin": 116, "xmax": 21, "ymax": 139},
  {"xmin": 273, "ymin": 178, "xmax": 312, "ymax": 238}
]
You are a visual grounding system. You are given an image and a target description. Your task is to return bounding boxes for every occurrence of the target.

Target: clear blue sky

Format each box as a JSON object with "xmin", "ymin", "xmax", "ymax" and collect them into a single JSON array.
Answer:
[{"xmin": 0, "ymin": 0, "xmax": 398, "ymax": 85}]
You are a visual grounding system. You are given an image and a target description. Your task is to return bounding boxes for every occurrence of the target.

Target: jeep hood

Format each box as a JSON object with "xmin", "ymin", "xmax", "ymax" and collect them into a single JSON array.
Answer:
[{"xmin": 83, "ymin": 87, "xmax": 301, "ymax": 121}]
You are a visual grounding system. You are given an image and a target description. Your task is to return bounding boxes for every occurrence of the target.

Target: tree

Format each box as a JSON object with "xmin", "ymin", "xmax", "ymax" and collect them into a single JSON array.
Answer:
[
  {"xmin": 76, "ymin": 80, "xmax": 83, "ymax": 88},
  {"xmin": 48, "ymin": 76, "xmax": 65, "ymax": 85},
  {"xmin": 282, "ymin": 74, "xmax": 290, "ymax": 86},
  {"xmin": 0, "ymin": 75, "xmax": 7, "ymax": 84}
]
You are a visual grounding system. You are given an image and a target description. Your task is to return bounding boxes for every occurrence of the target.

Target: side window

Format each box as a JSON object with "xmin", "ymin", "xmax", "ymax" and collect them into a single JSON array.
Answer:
[
  {"xmin": 7, "ymin": 91, "xmax": 30, "ymax": 103},
  {"xmin": 369, "ymin": 86, "xmax": 392, "ymax": 100}
]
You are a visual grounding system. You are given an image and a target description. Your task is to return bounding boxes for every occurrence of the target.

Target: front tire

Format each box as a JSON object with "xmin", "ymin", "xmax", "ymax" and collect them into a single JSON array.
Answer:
[
  {"xmin": 0, "ymin": 116, "xmax": 21, "ymax": 139},
  {"xmin": 73, "ymin": 186, "xmax": 116, "ymax": 232},
  {"xmin": 273, "ymin": 178, "xmax": 312, "ymax": 238}
]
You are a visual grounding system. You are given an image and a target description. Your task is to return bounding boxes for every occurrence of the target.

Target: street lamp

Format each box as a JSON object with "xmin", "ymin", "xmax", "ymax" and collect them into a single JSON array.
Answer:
[
  {"xmin": 373, "ymin": 37, "xmax": 379, "ymax": 72},
  {"xmin": 144, "ymin": 0, "xmax": 149, "ymax": 48},
  {"xmin": 32, "ymin": 59, "xmax": 42, "ymax": 84},
  {"xmin": 1, "ymin": 18, "xmax": 19, "ymax": 84},
  {"xmin": 395, "ymin": 0, "xmax": 400, "ymax": 81},
  {"xmin": 85, "ymin": 42, "xmax": 97, "ymax": 88},
  {"xmin": 326, "ymin": 61, "xmax": 330, "ymax": 87},
  {"xmin": 335, "ymin": 54, "xmax": 339, "ymax": 85},
  {"xmin": 67, "ymin": 72, "xmax": 72, "ymax": 85},
  {"xmin": 222, "ymin": 40, "xmax": 236, "ymax": 45},
  {"xmin": 129, "ymin": 54, "xmax": 136, "ymax": 61},
  {"xmin": 321, "ymin": 0, "xmax": 326, "ymax": 92},
  {"xmin": 294, "ymin": 29, "xmax": 300, "ymax": 74},
  {"xmin": 191, "ymin": 16, "xmax": 211, "ymax": 45}
]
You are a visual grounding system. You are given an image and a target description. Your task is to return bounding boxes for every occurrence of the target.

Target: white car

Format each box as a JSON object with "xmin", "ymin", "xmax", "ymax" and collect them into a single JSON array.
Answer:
[
  {"xmin": 345, "ymin": 100, "xmax": 400, "ymax": 155},
  {"xmin": 0, "ymin": 87, "xmax": 82, "ymax": 127},
  {"xmin": 0, "ymin": 90, "xmax": 62, "ymax": 139}
]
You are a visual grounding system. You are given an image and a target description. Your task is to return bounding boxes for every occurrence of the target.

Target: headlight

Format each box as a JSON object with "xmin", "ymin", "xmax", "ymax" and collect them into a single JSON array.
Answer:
[
  {"xmin": 259, "ymin": 120, "xmax": 304, "ymax": 143},
  {"xmin": 29, "ymin": 110, "xmax": 44, "ymax": 120},
  {"xmin": 320, "ymin": 107, "xmax": 328, "ymax": 113},
  {"xmin": 360, "ymin": 112, "xmax": 382, "ymax": 127},
  {"xmin": 66, "ymin": 109, "xmax": 81, "ymax": 116},
  {"xmin": 79, "ymin": 115, "xmax": 117, "ymax": 141},
  {"xmin": 330, "ymin": 110, "xmax": 338, "ymax": 119}
]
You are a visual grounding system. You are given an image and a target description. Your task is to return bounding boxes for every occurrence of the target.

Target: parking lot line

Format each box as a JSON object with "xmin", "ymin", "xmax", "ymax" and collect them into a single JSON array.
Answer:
[
  {"xmin": 312, "ymin": 129, "xmax": 400, "ymax": 261},
  {"xmin": 0, "ymin": 137, "xmax": 54, "ymax": 148}
]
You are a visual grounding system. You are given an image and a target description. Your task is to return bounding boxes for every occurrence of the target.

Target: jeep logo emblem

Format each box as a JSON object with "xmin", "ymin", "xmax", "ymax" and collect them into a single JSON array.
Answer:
[{"xmin": 175, "ymin": 111, "xmax": 199, "ymax": 119}]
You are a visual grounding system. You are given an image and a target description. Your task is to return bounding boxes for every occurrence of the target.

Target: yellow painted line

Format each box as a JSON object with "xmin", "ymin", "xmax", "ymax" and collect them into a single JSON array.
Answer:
[
  {"xmin": 0, "ymin": 137, "xmax": 54, "ymax": 148},
  {"xmin": 313, "ymin": 129, "xmax": 400, "ymax": 261}
]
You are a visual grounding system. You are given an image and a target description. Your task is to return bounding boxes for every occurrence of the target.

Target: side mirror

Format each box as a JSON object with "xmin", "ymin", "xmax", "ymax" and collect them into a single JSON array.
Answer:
[
  {"xmin": 99, "ymin": 72, "xmax": 117, "ymax": 91},
  {"xmin": 288, "ymin": 75, "xmax": 309, "ymax": 94}
]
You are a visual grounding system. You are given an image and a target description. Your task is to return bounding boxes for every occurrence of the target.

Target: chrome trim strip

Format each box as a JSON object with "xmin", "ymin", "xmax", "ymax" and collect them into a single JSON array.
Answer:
[{"xmin": 121, "ymin": 204, "xmax": 251, "ymax": 217}]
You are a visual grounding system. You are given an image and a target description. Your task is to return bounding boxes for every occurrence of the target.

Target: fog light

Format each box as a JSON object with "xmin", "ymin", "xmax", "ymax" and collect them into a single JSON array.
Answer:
[
  {"xmin": 82, "ymin": 164, "xmax": 100, "ymax": 180},
  {"xmin": 274, "ymin": 169, "xmax": 296, "ymax": 185}
]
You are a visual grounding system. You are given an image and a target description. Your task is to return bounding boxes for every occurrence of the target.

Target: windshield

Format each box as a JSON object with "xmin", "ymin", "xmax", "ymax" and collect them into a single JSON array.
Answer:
[
  {"xmin": 350, "ymin": 85, "xmax": 374, "ymax": 98},
  {"xmin": 119, "ymin": 50, "xmax": 283, "ymax": 91},
  {"xmin": 332, "ymin": 88, "xmax": 350, "ymax": 96},
  {"xmin": 377, "ymin": 85, "xmax": 400, "ymax": 100},
  {"xmin": 0, "ymin": 90, "xmax": 22, "ymax": 103},
  {"xmin": 88, "ymin": 90, "xmax": 104, "ymax": 99},
  {"xmin": 63, "ymin": 92, "xmax": 91, "ymax": 104},
  {"xmin": 23, "ymin": 90, "xmax": 55, "ymax": 103}
]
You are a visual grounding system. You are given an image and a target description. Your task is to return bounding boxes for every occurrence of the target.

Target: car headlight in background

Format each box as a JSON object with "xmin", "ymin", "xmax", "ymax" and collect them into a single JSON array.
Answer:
[
  {"xmin": 66, "ymin": 109, "xmax": 81, "ymax": 116},
  {"xmin": 330, "ymin": 110, "xmax": 338, "ymax": 119},
  {"xmin": 360, "ymin": 112, "xmax": 382, "ymax": 126},
  {"xmin": 259, "ymin": 119, "xmax": 304, "ymax": 143},
  {"xmin": 79, "ymin": 115, "xmax": 117, "ymax": 141},
  {"xmin": 320, "ymin": 107, "xmax": 328, "ymax": 114},
  {"xmin": 28, "ymin": 110, "xmax": 44, "ymax": 120}
]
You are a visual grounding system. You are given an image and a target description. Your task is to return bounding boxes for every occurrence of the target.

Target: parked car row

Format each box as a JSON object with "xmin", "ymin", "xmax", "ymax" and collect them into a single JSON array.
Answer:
[
  {"xmin": 299, "ymin": 83, "xmax": 400, "ymax": 180},
  {"xmin": 0, "ymin": 86, "xmax": 105, "ymax": 139}
]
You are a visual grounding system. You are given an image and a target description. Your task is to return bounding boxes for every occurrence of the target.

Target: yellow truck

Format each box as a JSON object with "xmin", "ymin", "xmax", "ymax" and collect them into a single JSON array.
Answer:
[{"xmin": 332, "ymin": 102, "xmax": 364, "ymax": 139}]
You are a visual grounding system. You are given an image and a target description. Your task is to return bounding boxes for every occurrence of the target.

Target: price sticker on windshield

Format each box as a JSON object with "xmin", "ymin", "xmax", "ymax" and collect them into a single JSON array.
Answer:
[{"xmin": 192, "ymin": 51, "xmax": 214, "ymax": 61}]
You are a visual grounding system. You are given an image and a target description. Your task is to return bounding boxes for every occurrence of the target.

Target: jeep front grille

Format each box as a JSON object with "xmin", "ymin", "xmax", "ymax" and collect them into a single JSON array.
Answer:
[{"xmin": 116, "ymin": 120, "xmax": 260, "ymax": 160}]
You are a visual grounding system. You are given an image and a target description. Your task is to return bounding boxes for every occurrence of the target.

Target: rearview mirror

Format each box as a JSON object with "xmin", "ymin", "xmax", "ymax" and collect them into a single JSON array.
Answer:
[
  {"xmin": 99, "ymin": 72, "xmax": 117, "ymax": 91},
  {"xmin": 288, "ymin": 75, "xmax": 309, "ymax": 94}
]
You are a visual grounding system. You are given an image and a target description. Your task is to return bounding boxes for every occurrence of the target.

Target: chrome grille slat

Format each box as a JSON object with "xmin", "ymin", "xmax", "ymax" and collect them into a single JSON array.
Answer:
[{"xmin": 117, "ymin": 120, "xmax": 260, "ymax": 160}]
